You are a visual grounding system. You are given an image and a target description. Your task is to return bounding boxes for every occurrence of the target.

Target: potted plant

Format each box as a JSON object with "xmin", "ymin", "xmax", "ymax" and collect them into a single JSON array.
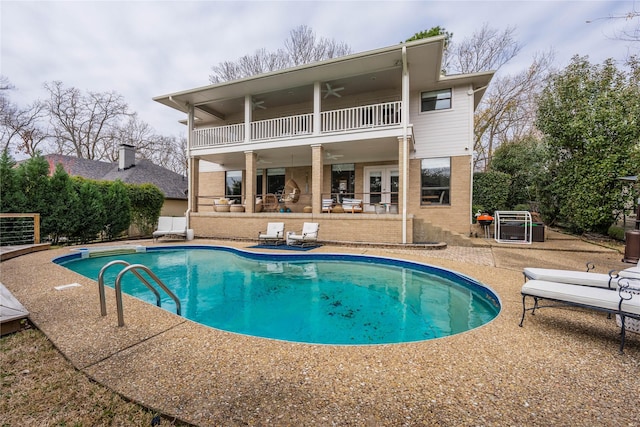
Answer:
[{"xmin": 216, "ymin": 198, "xmax": 230, "ymax": 212}]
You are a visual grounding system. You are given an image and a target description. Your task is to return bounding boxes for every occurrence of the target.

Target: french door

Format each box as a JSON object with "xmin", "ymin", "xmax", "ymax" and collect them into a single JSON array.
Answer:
[{"xmin": 364, "ymin": 166, "xmax": 399, "ymax": 210}]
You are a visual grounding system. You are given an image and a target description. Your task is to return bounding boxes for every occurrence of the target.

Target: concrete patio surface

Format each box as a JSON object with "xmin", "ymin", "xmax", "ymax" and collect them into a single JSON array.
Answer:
[{"xmin": 0, "ymin": 230, "xmax": 638, "ymax": 426}]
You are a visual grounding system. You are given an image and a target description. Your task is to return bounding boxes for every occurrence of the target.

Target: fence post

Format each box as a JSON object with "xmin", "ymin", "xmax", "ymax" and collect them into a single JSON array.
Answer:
[{"xmin": 33, "ymin": 213, "xmax": 40, "ymax": 244}]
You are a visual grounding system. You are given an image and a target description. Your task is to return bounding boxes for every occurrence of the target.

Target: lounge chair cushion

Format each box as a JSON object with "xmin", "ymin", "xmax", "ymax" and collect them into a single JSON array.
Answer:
[
  {"xmin": 521, "ymin": 280, "xmax": 640, "ymax": 315},
  {"xmin": 259, "ymin": 222, "xmax": 284, "ymax": 240},
  {"xmin": 619, "ymin": 267, "xmax": 640, "ymax": 280},
  {"xmin": 523, "ymin": 268, "xmax": 618, "ymax": 289}
]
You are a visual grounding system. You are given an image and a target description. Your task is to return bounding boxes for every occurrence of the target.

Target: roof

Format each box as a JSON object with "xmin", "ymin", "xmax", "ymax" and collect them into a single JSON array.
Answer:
[
  {"xmin": 154, "ymin": 37, "xmax": 494, "ymax": 125},
  {"xmin": 44, "ymin": 154, "xmax": 188, "ymax": 200}
]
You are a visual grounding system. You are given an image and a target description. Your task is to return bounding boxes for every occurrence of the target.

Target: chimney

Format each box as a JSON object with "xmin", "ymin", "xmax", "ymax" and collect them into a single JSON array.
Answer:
[{"xmin": 119, "ymin": 144, "xmax": 136, "ymax": 170}]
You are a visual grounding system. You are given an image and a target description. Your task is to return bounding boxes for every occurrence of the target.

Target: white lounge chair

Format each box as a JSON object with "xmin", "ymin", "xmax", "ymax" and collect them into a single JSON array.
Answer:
[
  {"xmin": 288, "ymin": 222, "xmax": 319, "ymax": 247},
  {"xmin": 524, "ymin": 260, "xmax": 640, "ymax": 289},
  {"xmin": 520, "ymin": 277, "xmax": 640, "ymax": 353},
  {"xmin": 258, "ymin": 222, "xmax": 285, "ymax": 245},
  {"xmin": 152, "ymin": 216, "xmax": 187, "ymax": 242}
]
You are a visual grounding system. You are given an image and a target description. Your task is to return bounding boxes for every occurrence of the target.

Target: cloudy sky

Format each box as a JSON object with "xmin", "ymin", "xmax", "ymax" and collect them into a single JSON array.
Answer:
[{"xmin": 1, "ymin": 1, "xmax": 637, "ymax": 138}]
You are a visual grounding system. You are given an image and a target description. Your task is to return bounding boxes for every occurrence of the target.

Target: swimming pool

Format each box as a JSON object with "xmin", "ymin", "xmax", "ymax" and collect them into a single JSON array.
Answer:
[{"xmin": 55, "ymin": 246, "xmax": 500, "ymax": 345}]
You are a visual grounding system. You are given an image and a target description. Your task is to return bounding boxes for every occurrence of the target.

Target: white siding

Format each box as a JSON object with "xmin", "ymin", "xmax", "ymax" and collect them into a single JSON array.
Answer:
[{"xmin": 410, "ymin": 85, "xmax": 473, "ymax": 159}]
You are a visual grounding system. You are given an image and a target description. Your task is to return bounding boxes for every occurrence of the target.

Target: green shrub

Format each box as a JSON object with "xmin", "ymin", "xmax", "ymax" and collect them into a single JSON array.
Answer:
[
  {"xmin": 607, "ymin": 225, "xmax": 626, "ymax": 241},
  {"xmin": 513, "ymin": 203, "xmax": 531, "ymax": 212},
  {"xmin": 473, "ymin": 171, "xmax": 510, "ymax": 215}
]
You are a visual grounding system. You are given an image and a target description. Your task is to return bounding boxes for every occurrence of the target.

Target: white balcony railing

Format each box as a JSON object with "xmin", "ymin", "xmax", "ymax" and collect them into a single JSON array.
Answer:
[
  {"xmin": 251, "ymin": 113, "xmax": 313, "ymax": 141},
  {"xmin": 321, "ymin": 101, "xmax": 401, "ymax": 133},
  {"xmin": 192, "ymin": 123, "xmax": 244, "ymax": 148},
  {"xmin": 192, "ymin": 101, "xmax": 402, "ymax": 148}
]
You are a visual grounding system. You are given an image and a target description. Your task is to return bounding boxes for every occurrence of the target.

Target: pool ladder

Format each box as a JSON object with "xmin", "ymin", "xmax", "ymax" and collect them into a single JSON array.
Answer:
[{"xmin": 98, "ymin": 260, "xmax": 182, "ymax": 327}]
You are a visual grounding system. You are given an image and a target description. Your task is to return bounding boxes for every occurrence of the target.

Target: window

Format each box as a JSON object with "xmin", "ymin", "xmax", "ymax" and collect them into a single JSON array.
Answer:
[
  {"xmin": 331, "ymin": 164, "xmax": 355, "ymax": 202},
  {"xmin": 421, "ymin": 158, "xmax": 450, "ymax": 205},
  {"xmin": 421, "ymin": 89, "xmax": 451, "ymax": 112},
  {"xmin": 266, "ymin": 168, "xmax": 285, "ymax": 196},
  {"xmin": 256, "ymin": 169, "xmax": 263, "ymax": 196},
  {"xmin": 226, "ymin": 170, "xmax": 242, "ymax": 203}
]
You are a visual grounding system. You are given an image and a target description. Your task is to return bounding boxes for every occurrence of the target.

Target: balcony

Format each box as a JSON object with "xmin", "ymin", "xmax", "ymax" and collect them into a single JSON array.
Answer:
[{"xmin": 192, "ymin": 101, "xmax": 402, "ymax": 149}]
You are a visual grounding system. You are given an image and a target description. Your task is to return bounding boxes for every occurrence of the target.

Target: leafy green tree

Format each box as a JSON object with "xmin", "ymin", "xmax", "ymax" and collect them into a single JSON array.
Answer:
[
  {"xmin": 15, "ymin": 155, "xmax": 52, "ymax": 232},
  {"xmin": 101, "ymin": 180, "xmax": 131, "ymax": 240},
  {"xmin": 0, "ymin": 150, "xmax": 25, "ymax": 212},
  {"xmin": 46, "ymin": 163, "xmax": 80, "ymax": 244},
  {"xmin": 405, "ymin": 26, "xmax": 453, "ymax": 47},
  {"xmin": 489, "ymin": 136, "xmax": 547, "ymax": 209},
  {"xmin": 473, "ymin": 170, "xmax": 511, "ymax": 215},
  {"xmin": 71, "ymin": 178, "xmax": 105, "ymax": 243},
  {"xmin": 536, "ymin": 56, "xmax": 640, "ymax": 232},
  {"xmin": 128, "ymin": 183, "xmax": 164, "ymax": 236}
]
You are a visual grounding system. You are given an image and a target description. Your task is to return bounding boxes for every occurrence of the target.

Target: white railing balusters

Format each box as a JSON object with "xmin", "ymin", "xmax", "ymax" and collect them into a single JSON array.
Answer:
[{"xmin": 192, "ymin": 101, "xmax": 401, "ymax": 148}]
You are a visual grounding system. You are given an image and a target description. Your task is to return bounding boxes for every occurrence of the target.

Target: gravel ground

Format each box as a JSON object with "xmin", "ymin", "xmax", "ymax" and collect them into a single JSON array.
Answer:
[{"xmin": 1, "ymin": 235, "xmax": 638, "ymax": 426}]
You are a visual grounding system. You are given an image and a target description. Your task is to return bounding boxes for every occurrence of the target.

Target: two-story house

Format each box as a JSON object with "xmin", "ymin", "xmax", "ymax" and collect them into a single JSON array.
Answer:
[{"xmin": 154, "ymin": 36, "xmax": 493, "ymax": 245}]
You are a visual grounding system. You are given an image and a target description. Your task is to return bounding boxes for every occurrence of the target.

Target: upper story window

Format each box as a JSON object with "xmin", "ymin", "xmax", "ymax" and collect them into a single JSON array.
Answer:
[{"xmin": 421, "ymin": 89, "xmax": 452, "ymax": 112}]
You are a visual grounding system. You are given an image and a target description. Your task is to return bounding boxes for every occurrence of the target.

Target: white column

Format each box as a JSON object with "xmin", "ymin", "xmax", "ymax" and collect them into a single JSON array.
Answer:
[
  {"xmin": 244, "ymin": 94, "xmax": 252, "ymax": 143},
  {"xmin": 401, "ymin": 45, "xmax": 410, "ymax": 244},
  {"xmin": 313, "ymin": 82, "xmax": 321, "ymax": 135}
]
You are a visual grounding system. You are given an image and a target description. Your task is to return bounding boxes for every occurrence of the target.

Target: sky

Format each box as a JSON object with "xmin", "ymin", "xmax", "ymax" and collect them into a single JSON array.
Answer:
[{"xmin": 1, "ymin": 0, "xmax": 638, "ymax": 139}]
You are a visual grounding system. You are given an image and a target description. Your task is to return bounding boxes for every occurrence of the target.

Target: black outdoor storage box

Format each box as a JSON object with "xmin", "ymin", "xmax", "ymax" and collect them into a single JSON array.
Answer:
[{"xmin": 499, "ymin": 222, "xmax": 545, "ymax": 242}]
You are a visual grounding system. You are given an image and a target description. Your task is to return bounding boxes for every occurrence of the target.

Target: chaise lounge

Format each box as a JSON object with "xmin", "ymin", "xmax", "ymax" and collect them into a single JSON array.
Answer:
[
  {"xmin": 520, "ymin": 277, "xmax": 640, "ymax": 353},
  {"xmin": 523, "ymin": 260, "xmax": 640, "ymax": 289}
]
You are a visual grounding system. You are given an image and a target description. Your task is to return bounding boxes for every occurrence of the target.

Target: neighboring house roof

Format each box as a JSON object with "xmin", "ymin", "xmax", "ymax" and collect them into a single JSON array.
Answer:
[{"xmin": 44, "ymin": 154, "xmax": 188, "ymax": 200}]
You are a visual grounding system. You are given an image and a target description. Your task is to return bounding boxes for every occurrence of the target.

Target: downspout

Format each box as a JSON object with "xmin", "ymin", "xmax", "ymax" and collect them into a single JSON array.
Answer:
[
  {"xmin": 186, "ymin": 103, "xmax": 194, "ymax": 229},
  {"xmin": 401, "ymin": 46, "xmax": 409, "ymax": 244}
]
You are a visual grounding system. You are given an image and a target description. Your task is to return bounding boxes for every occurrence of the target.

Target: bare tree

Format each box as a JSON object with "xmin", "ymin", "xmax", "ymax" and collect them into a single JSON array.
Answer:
[
  {"xmin": 44, "ymin": 81, "xmax": 130, "ymax": 160},
  {"xmin": 473, "ymin": 51, "xmax": 554, "ymax": 170},
  {"xmin": 102, "ymin": 113, "xmax": 156, "ymax": 162},
  {"xmin": 446, "ymin": 23, "xmax": 522, "ymax": 74},
  {"xmin": 136, "ymin": 134, "xmax": 187, "ymax": 175},
  {"xmin": 0, "ymin": 76, "xmax": 50, "ymax": 156},
  {"xmin": 587, "ymin": 8, "xmax": 640, "ymax": 43},
  {"xmin": 210, "ymin": 25, "xmax": 352, "ymax": 83}
]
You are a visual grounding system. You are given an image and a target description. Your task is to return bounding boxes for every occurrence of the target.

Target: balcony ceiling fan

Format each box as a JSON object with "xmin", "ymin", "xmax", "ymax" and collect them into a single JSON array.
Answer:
[{"xmin": 322, "ymin": 83, "xmax": 344, "ymax": 99}]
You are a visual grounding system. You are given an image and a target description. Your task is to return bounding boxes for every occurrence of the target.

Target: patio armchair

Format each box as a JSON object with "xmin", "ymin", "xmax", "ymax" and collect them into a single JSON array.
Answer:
[
  {"xmin": 287, "ymin": 222, "xmax": 319, "ymax": 247},
  {"xmin": 258, "ymin": 222, "xmax": 285, "ymax": 245}
]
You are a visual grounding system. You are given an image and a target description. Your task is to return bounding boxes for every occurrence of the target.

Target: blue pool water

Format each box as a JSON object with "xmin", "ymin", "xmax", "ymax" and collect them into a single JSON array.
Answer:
[{"xmin": 55, "ymin": 246, "xmax": 500, "ymax": 345}]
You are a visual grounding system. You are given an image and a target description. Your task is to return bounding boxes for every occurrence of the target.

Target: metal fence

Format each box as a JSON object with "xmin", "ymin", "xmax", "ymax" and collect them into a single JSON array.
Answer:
[{"xmin": 0, "ymin": 213, "xmax": 41, "ymax": 246}]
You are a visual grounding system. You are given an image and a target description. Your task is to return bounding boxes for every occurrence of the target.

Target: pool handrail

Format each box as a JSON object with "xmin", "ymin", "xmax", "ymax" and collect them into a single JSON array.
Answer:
[
  {"xmin": 98, "ymin": 260, "xmax": 162, "ymax": 317},
  {"xmin": 114, "ymin": 264, "xmax": 182, "ymax": 327}
]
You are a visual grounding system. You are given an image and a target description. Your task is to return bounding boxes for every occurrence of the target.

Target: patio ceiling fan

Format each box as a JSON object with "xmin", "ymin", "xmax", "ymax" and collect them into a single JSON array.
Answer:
[
  {"xmin": 322, "ymin": 83, "xmax": 344, "ymax": 99},
  {"xmin": 326, "ymin": 152, "xmax": 344, "ymax": 160},
  {"xmin": 257, "ymin": 155, "xmax": 272, "ymax": 164},
  {"xmin": 252, "ymin": 98, "xmax": 266, "ymax": 110}
]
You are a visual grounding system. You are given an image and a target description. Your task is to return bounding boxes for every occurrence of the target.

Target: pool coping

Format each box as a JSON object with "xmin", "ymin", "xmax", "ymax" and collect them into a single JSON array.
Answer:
[{"xmin": 1, "ymin": 238, "xmax": 639, "ymax": 426}]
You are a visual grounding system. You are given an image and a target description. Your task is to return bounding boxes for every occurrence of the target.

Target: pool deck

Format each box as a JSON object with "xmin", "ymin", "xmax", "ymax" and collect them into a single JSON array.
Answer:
[{"xmin": 1, "ymin": 232, "xmax": 638, "ymax": 426}]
